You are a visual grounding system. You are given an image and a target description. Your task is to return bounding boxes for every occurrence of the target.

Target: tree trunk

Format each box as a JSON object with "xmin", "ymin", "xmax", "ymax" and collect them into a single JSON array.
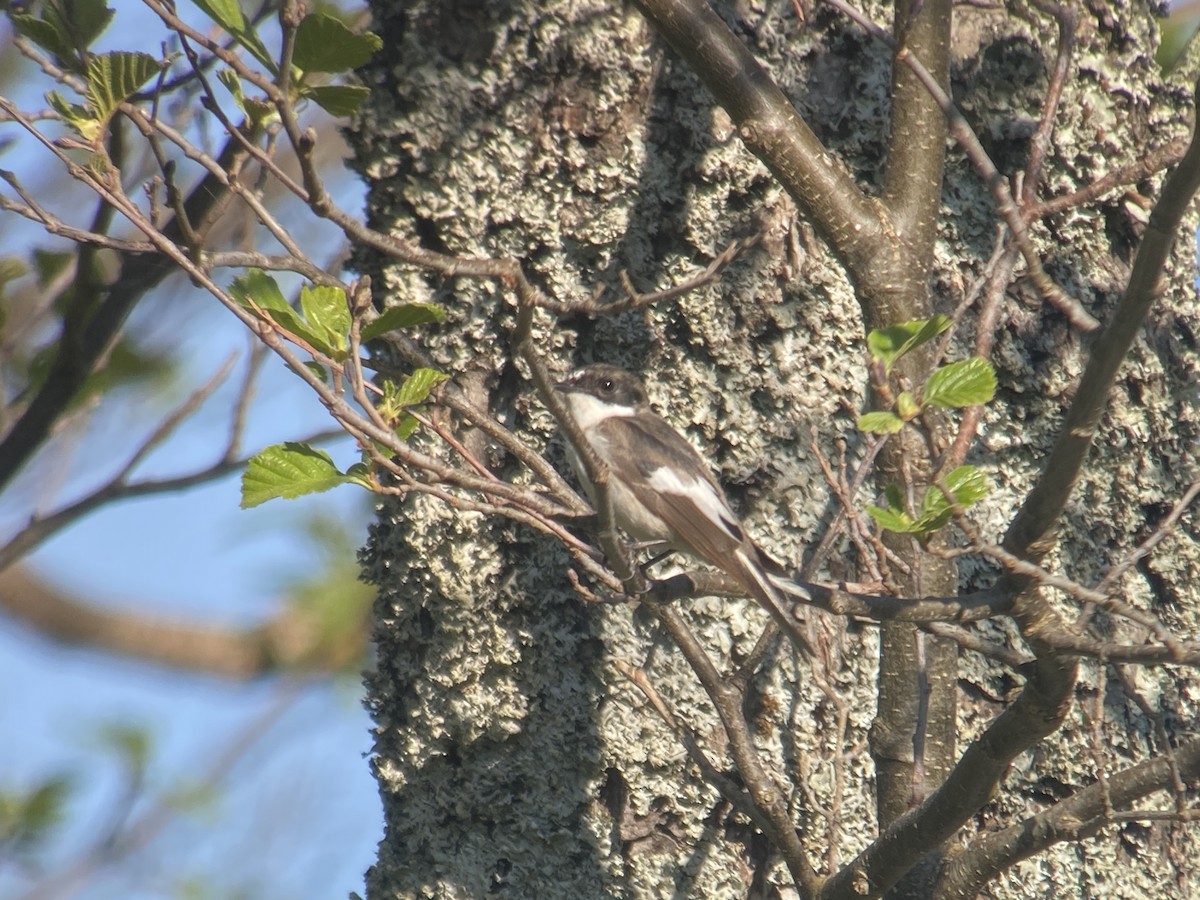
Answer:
[{"xmin": 350, "ymin": 1, "xmax": 1200, "ymax": 896}]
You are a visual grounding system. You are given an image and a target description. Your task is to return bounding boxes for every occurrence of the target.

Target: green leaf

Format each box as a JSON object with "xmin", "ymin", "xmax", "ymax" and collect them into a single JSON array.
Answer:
[
  {"xmin": 867, "ymin": 484, "xmax": 921, "ymax": 534},
  {"xmin": 913, "ymin": 507, "xmax": 953, "ymax": 533},
  {"xmin": 86, "ymin": 51, "xmax": 159, "ymax": 124},
  {"xmin": 55, "ymin": 0, "xmax": 116, "ymax": 49},
  {"xmin": 376, "ymin": 383, "xmax": 406, "ymax": 422},
  {"xmin": 896, "ymin": 390, "xmax": 921, "ymax": 420},
  {"xmin": 857, "ymin": 410, "xmax": 905, "ymax": 434},
  {"xmin": 216, "ymin": 66, "xmax": 246, "ymax": 108},
  {"xmin": 301, "ymin": 83, "xmax": 371, "ymax": 117},
  {"xmin": 190, "ymin": 0, "xmax": 245, "ymax": 34},
  {"xmin": 868, "ymin": 468, "xmax": 988, "ymax": 540},
  {"xmin": 273, "ymin": 511, "xmax": 376, "ymax": 670},
  {"xmin": 292, "ymin": 13, "xmax": 381, "ymax": 73},
  {"xmin": 922, "ymin": 466, "xmax": 990, "ymax": 515},
  {"xmin": 394, "ymin": 368, "xmax": 448, "ymax": 406},
  {"xmin": 0, "ymin": 257, "xmax": 22, "ymax": 329},
  {"xmin": 33, "ymin": 249, "xmax": 72, "ymax": 286},
  {"xmin": 95, "ymin": 722, "xmax": 152, "ymax": 776},
  {"xmin": 241, "ymin": 442, "xmax": 372, "ymax": 508},
  {"xmin": 395, "ymin": 414, "xmax": 420, "ymax": 440},
  {"xmin": 0, "ymin": 775, "xmax": 73, "ymax": 853},
  {"xmin": 243, "ymin": 96, "xmax": 277, "ymax": 125},
  {"xmin": 866, "ymin": 505, "xmax": 920, "ymax": 534},
  {"xmin": 360, "ymin": 302, "xmax": 446, "ymax": 340},
  {"xmin": 79, "ymin": 336, "xmax": 174, "ymax": 400},
  {"xmin": 231, "ymin": 272, "xmax": 352, "ymax": 357},
  {"xmin": 218, "ymin": 68, "xmax": 277, "ymax": 126},
  {"xmin": 230, "ymin": 270, "xmax": 323, "ymax": 351},
  {"xmin": 229, "ymin": 270, "xmax": 299, "ymax": 330},
  {"xmin": 911, "ymin": 466, "xmax": 992, "ymax": 534},
  {"xmin": 922, "ymin": 357, "xmax": 997, "ymax": 408},
  {"xmin": 0, "ymin": 257, "xmax": 27, "ymax": 286},
  {"xmin": 11, "ymin": 15, "xmax": 73, "ymax": 64},
  {"xmin": 189, "ymin": 0, "xmax": 275, "ymax": 70},
  {"xmin": 187, "ymin": 0, "xmax": 241, "ymax": 33},
  {"xmin": 303, "ymin": 360, "xmax": 330, "ymax": 383},
  {"xmin": 298, "ymin": 284, "xmax": 350, "ymax": 357},
  {"xmin": 13, "ymin": 0, "xmax": 113, "ymax": 69},
  {"xmin": 377, "ymin": 369, "xmax": 447, "ymax": 435},
  {"xmin": 46, "ymin": 91, "xmax": 100, "ymax": 141},
  {"xmin": 867, "ymin": 316, "xmax": 951, "ymax": 371},
  {"xmin": 230, "ymin": 268, "xmax": 288, "ymax": 310},
  {"xmin": 948, "ymin": 464, "xmax": 990, "ymax": 505},
  {"xmin": 21, "ymin": 776, "xmax": 72, "ymax": 838}
]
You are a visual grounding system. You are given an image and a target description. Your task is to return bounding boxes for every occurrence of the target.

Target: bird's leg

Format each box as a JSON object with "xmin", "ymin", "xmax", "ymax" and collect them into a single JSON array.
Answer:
[{"xmin": 628, "ymin": 542, "xmax": 677, "ymax": 579}]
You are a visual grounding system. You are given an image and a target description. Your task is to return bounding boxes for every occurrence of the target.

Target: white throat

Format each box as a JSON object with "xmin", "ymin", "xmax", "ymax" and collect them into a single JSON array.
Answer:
[{"xmin": 560, "ymin": 392, "xmax": 638, "ymax": 431}]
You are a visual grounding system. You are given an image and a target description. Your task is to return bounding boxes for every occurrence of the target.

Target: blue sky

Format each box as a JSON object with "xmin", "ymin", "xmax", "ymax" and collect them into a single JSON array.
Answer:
[
  {"xmin": 0, "ymin": 1, "xmax": 385, "ymax": 895},
  {"xmin": 0, "ymin": 300, "xmax": 382, "ymax": 899},
  {"xmin": 0, "ymin": 308, "xmax": 383, "ymax": 898}
]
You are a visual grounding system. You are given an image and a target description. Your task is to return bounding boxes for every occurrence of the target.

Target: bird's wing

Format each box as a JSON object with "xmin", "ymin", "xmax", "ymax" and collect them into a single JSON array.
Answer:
[
  {"xmin": 593, "ymin": 413, "xmax": 746, "ymax": 564},
  {"xmin": 595, "ymin": 414, "xmax": 813, "ymax": 652}
]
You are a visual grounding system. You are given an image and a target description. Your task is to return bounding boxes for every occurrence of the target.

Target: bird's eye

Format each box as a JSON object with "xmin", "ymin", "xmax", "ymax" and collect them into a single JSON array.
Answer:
[{"xmin": 600, "ymin": 378, "xmax": 614, "ymax": 392}]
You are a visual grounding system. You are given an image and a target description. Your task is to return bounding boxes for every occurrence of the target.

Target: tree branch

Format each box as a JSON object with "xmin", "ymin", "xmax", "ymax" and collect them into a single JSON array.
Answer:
[
  {"xmin": 1004, "ymin": 84, "xmax": 1200, "ymax": 565},
  {"xmin": 656, "ymin": 605, "xmax": 822, "ymax": 898},
  {"xmin": 629, "ymin": 0, "xmax": 887, "ymax": 274},
  {"xmin": 0, "ymin": 566, "xmax": 366, "ymax": 678},
  {"xmin": 934, "ymin": 736, "xmax": 1200, "ymax": 898},
  {"xmin": 0, "ymin": 99, "xmax": 254, "ymax": 492}
]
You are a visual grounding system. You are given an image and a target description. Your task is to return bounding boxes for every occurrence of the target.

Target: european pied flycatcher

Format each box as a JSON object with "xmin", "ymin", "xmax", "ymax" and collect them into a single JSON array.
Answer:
[{"xmin": 556, "ymin": 364, "xmax": 810, "ymax": 639}]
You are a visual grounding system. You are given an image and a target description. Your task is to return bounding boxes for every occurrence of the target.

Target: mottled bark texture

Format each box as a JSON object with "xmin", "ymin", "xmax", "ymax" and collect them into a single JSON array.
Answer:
[{"xmin": 349, "ymin": 1, "xmax": 1200, "ymax": 897}]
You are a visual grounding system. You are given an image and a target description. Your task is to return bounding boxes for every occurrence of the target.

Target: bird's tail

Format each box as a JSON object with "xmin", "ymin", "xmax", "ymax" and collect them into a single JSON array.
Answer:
[
  {"xmin": 765, "ymin": 570, "xmax": 814, "ymax": 604},
  {"xmin": 731, "ymin": 546, "xmax": 815, "ymax": 656}
]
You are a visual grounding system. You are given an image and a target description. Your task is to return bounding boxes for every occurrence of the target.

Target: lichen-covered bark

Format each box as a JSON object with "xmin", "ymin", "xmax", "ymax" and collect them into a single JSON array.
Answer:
[{"xmin": 349, "ymin": 0, "xmax": 1200, "ymax": 897}]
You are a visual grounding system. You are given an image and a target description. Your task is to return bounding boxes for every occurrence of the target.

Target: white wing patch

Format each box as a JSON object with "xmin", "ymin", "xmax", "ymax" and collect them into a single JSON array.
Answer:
[{"xmin": 646, "ymin": 465, "xmax": 742, "ymax": 543}]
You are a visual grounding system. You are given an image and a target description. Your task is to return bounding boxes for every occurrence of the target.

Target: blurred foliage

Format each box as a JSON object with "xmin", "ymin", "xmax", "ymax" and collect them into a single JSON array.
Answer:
[{"xmin": 0, "ymin": 774, "xmax": 74, "ymax": 863}]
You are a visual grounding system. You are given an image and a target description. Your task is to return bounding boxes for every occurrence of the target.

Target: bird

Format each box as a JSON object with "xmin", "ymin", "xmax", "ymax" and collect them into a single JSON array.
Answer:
[{"xmin": 554, "ymin": 364, "xmax": 811, "ymax": 644}]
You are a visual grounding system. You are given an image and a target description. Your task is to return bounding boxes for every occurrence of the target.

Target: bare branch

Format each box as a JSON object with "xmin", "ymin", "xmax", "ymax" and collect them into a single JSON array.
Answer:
[
  {"xmin": 1096, "ymin": 477, "xmax": 1200, "ymax": 595},
  {"xmin": 534, "ymin": 235, "xmax": 764, "ymax": 315},
  {"xmin": 655, "ymin": 604, "xmax": 821, "ymax": 898},
  {"xmin": 630, "ymin": 0, "xmax": 886, "ymax": 275},
  {"xmin": 1004, "ymin": 88, "xmax": 1200, "ymax": 566},
  {"xmin": 0, "ymin": 97, "xmax": 251, "ymax": 492},
  {"xmin": 612, "ymin": 656, "xmax": 782, "ymax": 836},
  {"xmin": 936, "ymin": 737, "xmax": 1200, "ymax": 897},
  {"xmin": 1030, "ymin": 139, "xmax": 1188, "ymax": 220},
  {"xmin": 922, "ymin": 621, "xmax": 1031, "ymax": 668},
  {"xmin": 0, "ymin": 566, "xmax": 366, "ymax": 678}
]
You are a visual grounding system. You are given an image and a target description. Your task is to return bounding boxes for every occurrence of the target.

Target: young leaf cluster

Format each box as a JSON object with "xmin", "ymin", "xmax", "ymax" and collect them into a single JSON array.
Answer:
[
  {"xmin": 230, "ymin": 271, "xmax": 447, "ymax": 507},
  {"xmin": 377, "ymin": 369, "xmax": 449, "ymax": 440},
  {"xmin": 866, "ymin": 465, "xmax": 990, "ymax": 535},
  {"xmin": 192, "ymin": 0, "xmax": 381, "ymax": 119},
  {"xmin": 13, "ymin": 0, "xmax": 382, "ymax": 140},
  {"xmin": 13, "ymin": 0, "xmax": 160, "ymax": 142},
  {"xmin": 858, "ymin": 316, "xmax": 996, "ymax": 435},
  {"xmin": 859, "ymin": 317, "xmax": 996, "ymax": 536},
  {"xmin": 231, "ymin": 270, "xmax": 352, "ymax": 360}
]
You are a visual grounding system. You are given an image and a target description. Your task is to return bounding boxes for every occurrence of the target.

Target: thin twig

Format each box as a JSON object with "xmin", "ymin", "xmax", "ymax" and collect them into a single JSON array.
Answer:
[
  {"xmin": 535, "ymin": 235, "xmax": 764, "ymax": 316},
  {"xmin": 1096, "ymin": 477, "xmax": 1200, "ymax": 595}
]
